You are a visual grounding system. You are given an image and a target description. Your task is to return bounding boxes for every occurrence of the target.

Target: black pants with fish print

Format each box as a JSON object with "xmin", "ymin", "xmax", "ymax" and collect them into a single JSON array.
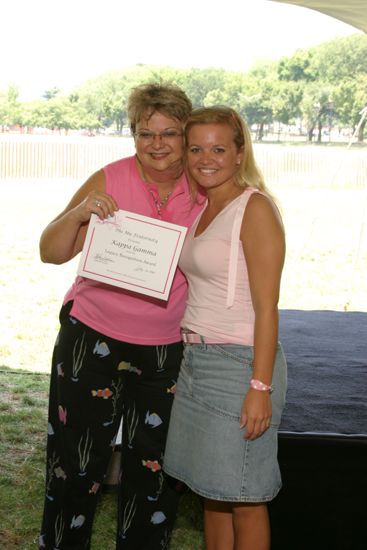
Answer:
[{"xmin": 39, "ymin": 301, "xmax": 183, "ymax": 550}]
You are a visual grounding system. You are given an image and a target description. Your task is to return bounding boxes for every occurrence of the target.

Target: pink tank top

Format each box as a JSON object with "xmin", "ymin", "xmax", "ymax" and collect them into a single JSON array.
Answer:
[
  {"xmin": 64, "ymin": 155, "xmax": 204, "ymax": 344},
  {"xmin": 179, "ymin": 187, "xmax": 261, "ymax": 345}
]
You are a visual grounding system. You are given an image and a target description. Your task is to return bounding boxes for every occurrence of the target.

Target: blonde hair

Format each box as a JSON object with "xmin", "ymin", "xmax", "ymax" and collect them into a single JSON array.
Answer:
[
  {"xmin": 185, "ymin": 106, "xmax": 270, "ymax": 193},
  {"xmin": 127, "ymin": 82, "xmax": 192, "ymax": 133}
]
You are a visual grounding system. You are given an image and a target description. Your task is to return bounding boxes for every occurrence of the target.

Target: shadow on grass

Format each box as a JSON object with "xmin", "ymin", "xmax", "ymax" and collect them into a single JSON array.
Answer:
[{"xmin": 0, "ymin": 367, "xmax": 204, "ymax": 549}]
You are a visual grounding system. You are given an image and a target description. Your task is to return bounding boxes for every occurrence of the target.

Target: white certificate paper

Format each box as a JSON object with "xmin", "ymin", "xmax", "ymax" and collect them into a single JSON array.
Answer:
[{"xmin": 78, "ymin": 210, "xmax": 187, "ymax": 300}]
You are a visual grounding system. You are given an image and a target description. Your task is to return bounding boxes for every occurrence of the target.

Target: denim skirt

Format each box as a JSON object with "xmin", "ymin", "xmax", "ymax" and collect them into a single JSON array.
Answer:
[{"xmin": 163, "ymin": 342, "xmax": 287, "ymax": 502}]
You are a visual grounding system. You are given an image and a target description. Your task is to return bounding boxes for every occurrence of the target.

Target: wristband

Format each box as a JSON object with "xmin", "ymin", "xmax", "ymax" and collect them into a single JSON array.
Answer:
[{"xmin": 250, "ymin": 378, "xmax": 273, "ymax": 393}]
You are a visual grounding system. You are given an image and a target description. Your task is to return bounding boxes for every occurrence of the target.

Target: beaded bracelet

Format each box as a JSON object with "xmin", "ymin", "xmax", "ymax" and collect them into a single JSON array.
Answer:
[{"xmin": 250, "ymin": 378, "xmax": 273, "ymax": 393}]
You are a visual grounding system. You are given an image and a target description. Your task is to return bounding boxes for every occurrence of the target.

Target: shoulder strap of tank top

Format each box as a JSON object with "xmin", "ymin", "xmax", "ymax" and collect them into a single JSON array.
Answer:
[{"xmin": 226, "ymin": 188, "xmax": 260, "ymax": 308}]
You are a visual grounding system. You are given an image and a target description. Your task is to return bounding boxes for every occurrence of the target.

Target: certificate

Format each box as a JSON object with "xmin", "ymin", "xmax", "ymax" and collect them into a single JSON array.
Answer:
[{"xmin": 77, "ymin": 210, "xmax": 187, "ymax": 300}]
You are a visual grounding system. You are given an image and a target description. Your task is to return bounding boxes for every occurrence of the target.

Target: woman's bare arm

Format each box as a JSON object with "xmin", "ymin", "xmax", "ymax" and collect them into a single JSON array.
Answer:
[
  {"xmin": 240, "ymin": 192, "xmax": 285, "ymax": 440},
  {"xmin": 40, "ymin": 170, "xmax": 118, "ymax": 264}
]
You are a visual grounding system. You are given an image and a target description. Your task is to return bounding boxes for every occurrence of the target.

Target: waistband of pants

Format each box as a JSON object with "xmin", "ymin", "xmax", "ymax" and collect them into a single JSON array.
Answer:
[{"xmin": 181, "ymin": 329, "xmax": 224, "ymax": 344}]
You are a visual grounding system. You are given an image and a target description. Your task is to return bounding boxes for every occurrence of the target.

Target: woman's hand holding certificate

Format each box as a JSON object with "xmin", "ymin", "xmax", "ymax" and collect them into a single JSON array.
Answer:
[{"xmin": 77, "ymin": 210, "xmax": 187, "ymax": 300}]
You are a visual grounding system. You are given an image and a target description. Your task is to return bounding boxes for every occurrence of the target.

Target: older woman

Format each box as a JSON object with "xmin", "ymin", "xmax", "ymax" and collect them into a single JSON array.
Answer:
[
  {"xmin": 164, "ymin": 106, "xmax": 287, "ymax": 550},
  {"xmin": 38, "ymin": 83, "xmax": 204, "ymax": 550}
]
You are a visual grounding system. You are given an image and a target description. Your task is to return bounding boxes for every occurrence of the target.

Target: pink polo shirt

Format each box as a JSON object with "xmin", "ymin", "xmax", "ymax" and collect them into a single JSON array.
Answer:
[{"xmin": 64, "ymin": 155, "xmax": 204, "ymax": 344}]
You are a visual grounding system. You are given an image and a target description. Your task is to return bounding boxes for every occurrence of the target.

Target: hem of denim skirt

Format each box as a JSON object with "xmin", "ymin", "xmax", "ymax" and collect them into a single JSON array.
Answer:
[{"xmin": 163, "ymin": 466, "xmax": 282, "ymax": 503}]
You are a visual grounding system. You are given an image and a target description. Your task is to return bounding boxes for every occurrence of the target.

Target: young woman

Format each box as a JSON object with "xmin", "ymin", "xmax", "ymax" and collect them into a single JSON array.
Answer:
[{"xmin": 164, "ymin": 106, "xmax": 287, "ymax": 550}]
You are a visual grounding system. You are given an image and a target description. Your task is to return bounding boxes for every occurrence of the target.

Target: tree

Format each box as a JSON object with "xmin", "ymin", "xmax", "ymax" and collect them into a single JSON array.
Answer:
[
  {"xmin": 300, "ymin": 84, "xmax": 334, "ymax": 142},
  {"xmin": 2, "ymin": 32, "xmax": 367, "ymax": 140},
  {"xmin": 203, "ymin": 72, "xmax": 248, "ymax": 111},
  {"xmin": 308, "ymin": 34, "xmax": 367, "ymax": 83},
  {"xmin": 175, "ymin": 67, "xmax": 228, "ymax": 108},
  {"xmin": 76, "ymin": 65, "xmax": 167, "ymax": 132},
  {"xmin": 238, "ymin": 74, "xmax": 277, "ymax": 140},
  {"xmin": 272, "ymin": 81, "xmax": 303, "ymax": 129},
  {"xmin": 330, "ymin": 74, "xmax": 367, "ymax": 143},
  {"xmin": 0, "ymin": 85, "xmax": 23, "ymax": 128},
  {"xmin": 43, "ymin": 87, "xmax": 61, "ymax": 100},
  {"xmin": 278, "ymin": 49, "xmax": 314, "ymax": 82},
  {"xmin": 353, "ymin": 76, "xmax": 367, "ymax": 142}
]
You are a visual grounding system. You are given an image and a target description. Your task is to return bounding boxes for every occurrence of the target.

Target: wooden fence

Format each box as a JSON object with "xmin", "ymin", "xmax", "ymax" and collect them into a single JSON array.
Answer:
[{"xmin": 0, "ymin": 136, "xmax": 366, "ymax": 188}]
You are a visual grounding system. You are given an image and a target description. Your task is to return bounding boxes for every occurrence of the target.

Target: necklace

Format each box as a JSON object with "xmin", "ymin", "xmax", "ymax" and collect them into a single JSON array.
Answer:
[
  {"xmin": 146, "ymin": 186, "xmax": 172, "ymax": 218},
  {"xmin": 137, "ymin": 158, "xmax": 174, "ymax": 218}
]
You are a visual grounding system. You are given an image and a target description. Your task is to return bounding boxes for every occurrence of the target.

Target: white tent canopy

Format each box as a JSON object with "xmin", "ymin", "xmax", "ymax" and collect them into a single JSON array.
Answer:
[{"xmin": 270, "ymin": 0, "xmax": 367, "ymax": 34}]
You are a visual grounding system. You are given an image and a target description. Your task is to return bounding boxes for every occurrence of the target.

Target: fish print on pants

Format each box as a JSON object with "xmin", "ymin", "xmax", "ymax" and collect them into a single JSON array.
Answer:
[
  {"xmin": 145, "ymin": 411, "xmax": 163, "ymax": 428},
  {"xmin": 89, "ymin": 482, "xmax": 100, "ymax": 494},
  {"xmin": 91, "ymin": 388, "xmax": 113, "ymax": 399},
  {"xmin": 56, "ymin": 363, "xmax": 64, "ymax": 377},
  {"xmin": 70, "ymin": 515, "xmax": 85, "ymax": 529},
  {"xmin": 93, "ymin": 340, "xmax": 111, "ymax": 357},
  {"xmin": 142, "ymin": 459, "xmax": 161, "ymax": 472},
  {"xmin": 58, "ymin": 406, "xmax": 67, "ymax": 424},
  {"xmin": 118, "ymin": 361, "xmax": 142, "ymax": 375},
  {"xmin": 166, "ymin": 382, "xmax": 176, "ymax": 394},
  {"xmin": 54, "ymin": 466, "xmax": 67, "ymax": 480},
  {"xmin": 150, "ymin": 511, "xmax": 167, "ymax": 525}
]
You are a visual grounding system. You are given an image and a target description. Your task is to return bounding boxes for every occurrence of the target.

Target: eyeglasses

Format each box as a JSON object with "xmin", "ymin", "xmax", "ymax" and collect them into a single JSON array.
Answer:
[{"xmin": 134, "ymin": 130, "xmax": 183, "ymax": 143}]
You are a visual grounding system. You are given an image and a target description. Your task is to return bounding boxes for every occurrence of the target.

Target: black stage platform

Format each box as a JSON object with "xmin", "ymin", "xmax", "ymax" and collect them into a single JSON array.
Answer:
[{"xmin": 269, "ymin": 310, "xmax": 367, "ymax": 550}]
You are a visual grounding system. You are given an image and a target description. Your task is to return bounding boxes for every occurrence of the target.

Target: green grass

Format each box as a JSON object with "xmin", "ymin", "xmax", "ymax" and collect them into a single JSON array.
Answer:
[
  {"xmin": 0, "ymin": 367, "xmax": 204, "ymax": 549},
  {"xmin": 0, "ymin": 368, "xmax": 49, "ymax": 549}
]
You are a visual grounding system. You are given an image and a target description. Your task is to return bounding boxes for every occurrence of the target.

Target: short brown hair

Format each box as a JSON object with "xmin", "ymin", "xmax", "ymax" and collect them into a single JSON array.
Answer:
[{"xmin": 128, "ymin": 82, "xmax": 192, "ymax": 133}]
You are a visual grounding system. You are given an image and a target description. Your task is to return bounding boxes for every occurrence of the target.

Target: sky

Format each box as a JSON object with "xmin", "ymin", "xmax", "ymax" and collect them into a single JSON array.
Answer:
[{"xmin": 1, "ymin": 0, "xmax": 360, "ymax": 101}]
